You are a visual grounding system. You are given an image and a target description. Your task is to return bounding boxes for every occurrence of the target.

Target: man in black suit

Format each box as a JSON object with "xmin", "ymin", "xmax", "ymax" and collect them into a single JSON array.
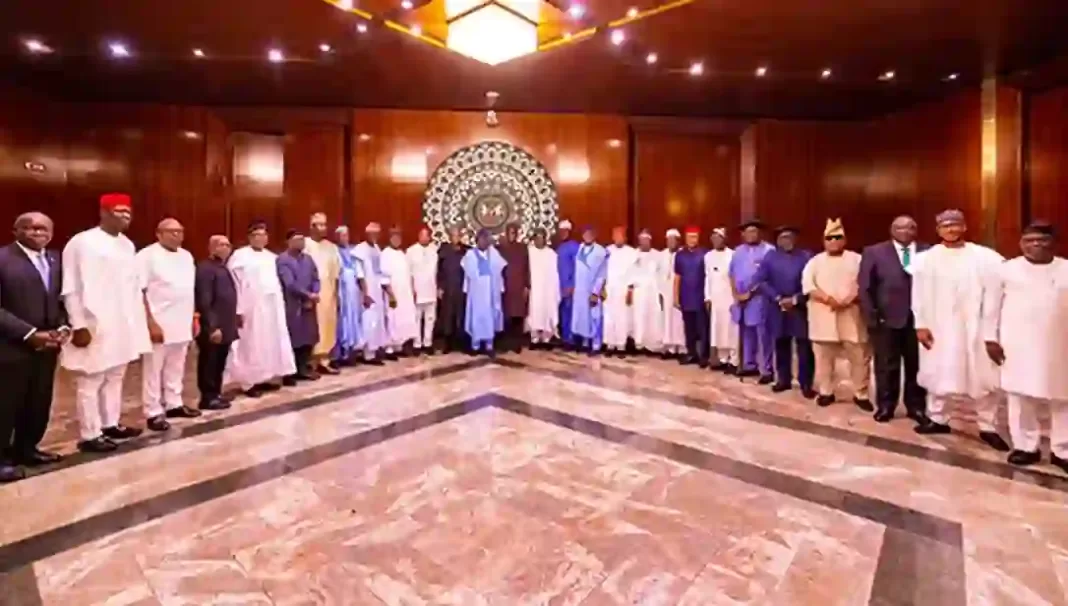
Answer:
[
  {"xmin": 194, "ymin": 235, "xmax": 240, "ymax": 411},
  {"xmin": 859, "ymin": 215, "xmax": 930, "ymax": 423},
  {"xmin": 0, "ymin": 212, "xmax": 68, "ymax": 482}
]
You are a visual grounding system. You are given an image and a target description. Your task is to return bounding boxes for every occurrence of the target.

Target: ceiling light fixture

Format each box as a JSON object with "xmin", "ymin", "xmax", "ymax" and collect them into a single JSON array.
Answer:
[
  {"xmin": 945, "ymin": 72, "xmax": 959, "ymax": 81},
  {"xmin": 626, "ymin": 7, "xmax": 638, "ymax": 17},
  {"xmin": 607, "ymin": 139, "xmax": 622, "ymax": 148},
  {"xmin": 108, "ymin": 42, "xmax": 131, "ymax": 58},
  {"xmin": 755, "ymin": 66, "xmax": 767, "ymax": 77},
  {"xmin": 356, "ymin": 22, "xmax": 369, "ymax": 33},
  {"xmin": 268, "ymin": 48, "xmax": 284, "ymax": 63},
  {"xmin": 646, "ymin": 52, "xmax": 657, "ymax": 65},
  {"xmin": 339, "ymin": 0, "xmax": 353, "ymax": 8},
  {"xmin": 182, "ymin": 131, "xmax": 202, "ymax": 140},
  {"xmin": 879, "ymin": 70, "xmax": 895, "ymax": 81},
  {"xmin": 563, "ymin": 32, "xmax": 572, "ymax": 40},
  {"xmin": 23, "ymin": 39, "xmax": 53, "ymax": 54},
  {"xmin": 401, "ymin": 0, "xmax": 413, "ymax": 8},
  {"xmin": 192, "ymin": 48, "xmax": 205, "ymax": 58},
  {"xmin": 567, "ymin": 4, "xmax": 585, "ymax": 18},
  {"xmin": 410, "ymin": 25, "xmax": 422, "ymax": 36},
  {"xmin": 820, "ymin": 68, "xmax": 832, "ymax": 79},
  {"xmin": 444, "ymin": 0, "xmax": 538, "ymax": 65},
  {"xmin": 610, "ymin": 29, "xmax": 625, "ymax": 45},
  {"xmin": 689, "ymin": 61, "xmax": 703, "ymax": 76},
  {"xmin": 319, "ymin": 43, "xmax": 332, "ymax": 52},
  {"xmin": 358, "ymin": 133, "xmax": 372, "ymax": 142}
]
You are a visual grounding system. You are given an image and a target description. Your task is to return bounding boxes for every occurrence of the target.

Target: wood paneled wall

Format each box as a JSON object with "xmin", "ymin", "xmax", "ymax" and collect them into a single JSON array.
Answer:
[
  {"xmin": 1029, "ymin": 85, "xmax": 1068, "ymax": 241},
  {"xmin": 350, "ymin": 109, "xmax": 629, "ymax": 242}
]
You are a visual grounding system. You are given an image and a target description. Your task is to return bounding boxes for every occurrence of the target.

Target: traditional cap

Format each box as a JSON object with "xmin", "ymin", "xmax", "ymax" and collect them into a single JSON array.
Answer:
[
  {"xmin": 739, "ymin": 218, "xmax": 765, "ymax": 230},
  {"xmin": 935, "ymin": 209, "xmax": 965, "ymax": 226},
  {"xmin": 773, "ymin": 225, "xmax": 800, "ymax": 236},
  {"xmin": 475, "ymin": 228, "xmax": 492, "ymax": 239},
  {"xmin": 684, "ymin": 226, "xmax": 701, "ymax": 235},
  {"xmin": 1023, "ymin": 221, "xmax": 1056, "ymax": 237},
  {"xmin": 824, "ymin": 218, "xmax": 845, "ymax": 238},
  {"xmin": 285, "ymin": 228, "xmax": 303, "ymax": 240},
  {"xmin": 583, "ymin": 225, "xmax": 596, "ymax": 233},
  {"xmin": 100, "ymin": 193, "xmax": 131, "ymax": 210},
  {"xmin": 247, "ymin": 219, "xmax": 268, "ymax": 234},
  {"xmin": 638, "ymin": 228, "xmax": 652, "ymax": 240},
  {"xmin": 712, "ymin": 227, "xmax": 727, "ymax": 238},
  {"xmin": 335, "ymin": 225, "xmax": 349, "ymax": 234},
  {"xmin": 665, "ymin": 228, "xmax": 681, "ymax": 239},
  {"xmin": 559, "ymin": 219, "xmax": 573, "ymax": 230},
  {"xmin": 365, "ymin": 222, "xmax": 381, "ymax": 232}
]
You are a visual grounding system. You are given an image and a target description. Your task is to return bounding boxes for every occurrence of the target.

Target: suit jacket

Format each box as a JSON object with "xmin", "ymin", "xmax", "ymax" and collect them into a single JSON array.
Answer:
[
  {"xmin": 858, "ymin": 240, "xmax": 930, "ymax": 329},
  {"xmin": 0, "ymin": 242, "xmax": 66, "ymax": 362},
  {"xmin": 195, "ymin": 257, "xmax": 239, "ymax": 343}
]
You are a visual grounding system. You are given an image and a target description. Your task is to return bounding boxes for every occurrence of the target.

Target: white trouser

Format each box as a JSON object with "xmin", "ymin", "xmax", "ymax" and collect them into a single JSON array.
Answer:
[
  {"xmin": 927, "ymin": 393, "xmax": 1001, "ymax": 433},
  {"xmin": 76, "ymin": 364, "xmax": 129, "ymax": 441},
  {"xmin": 663, "ymin": 344, "xmax": 683, "ymax": 354},
  {"xmin": 415, "ymin": 302, "xmax": 436, "ymax": 348},
  {"xmin": 1008, "ymin": 394, "xmax": 1068, "ymax": 457},
  {"xmin": 713, "ymin": 347, "xmax": 738, "ymax": 365},
  {"xmin": 142, "ymin": 342, "xmax": 190, "ymax": 418},
  {"xmin": 531, "ymin": 330, "xmax": 553, "ymax": 343}
]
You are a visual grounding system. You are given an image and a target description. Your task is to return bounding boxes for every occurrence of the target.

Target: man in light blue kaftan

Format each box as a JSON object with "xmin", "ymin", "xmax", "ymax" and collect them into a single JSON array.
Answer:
[
  {"xmin": 728, "ymin": 219, "xmax": 776, "ymax": 380},
  {"xmin": 461, "ymin": 229, "xmax": 507, "ymax": 356},
  {"xmin": 571, "ymin": 226, "xmax": 608, "ymax": 354},
  {"xmin": 555, "ymin": 220, "xmax": 580, "ymax": 349},
  {"xmin": 332, "ymin": 226, "xmax": 362, "ymax": 364},
  {"xmin": 352, "ymin": 222, "xmax": 395, "ymax": 365}
]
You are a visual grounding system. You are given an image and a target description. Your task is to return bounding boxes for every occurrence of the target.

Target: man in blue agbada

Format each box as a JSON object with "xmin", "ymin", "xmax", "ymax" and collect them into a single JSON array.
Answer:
[
  {"xmin": 756, "ymin": 226, "xmax": 816, "ymax": 398},
  {"xmin": 461, "ymin": 228, "xmax": 507, "ymax": 356},
  {"xmin": 571, "ymin": 226, "xmax": 608, "ymax": 355},
  {"xmin": 554, "ymin": 219, "xmax": 580, "ymax": 349},
  {"xmin": 728, "ymin": 218, "xmax": 776, "ymax": 382},
  {"xmin": 331, "ymin": 225, "xmax": 362, "ymax": 365},
  {"xmin": 276, "ymin": 229, "xmax": 321, "ymax": 385}
]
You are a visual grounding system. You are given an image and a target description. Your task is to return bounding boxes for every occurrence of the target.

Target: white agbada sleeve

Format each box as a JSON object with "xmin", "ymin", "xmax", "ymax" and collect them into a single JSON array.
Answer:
[
  {"xmin": 703, "ymin": 252, "xmax": 713, "ymax": 302},
  {"xmin": 61, "ymin": 235, "xmax": 92, "ymax": 330},
  {"xmin": 800, "ymin": 257, "xmax": 817, "ymax": 296},
  {"xmin": 908, "ymin": 251, "xmax": 930, "ymax": 330},
  {"xmin": 980, "ymin": 262, "xmax": 1006, "ymax": 343}
]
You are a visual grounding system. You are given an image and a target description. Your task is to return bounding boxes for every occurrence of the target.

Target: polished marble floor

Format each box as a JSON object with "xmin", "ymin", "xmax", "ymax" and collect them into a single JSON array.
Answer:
[{"xmin": 2, "ymin": 349, "xmax": 1067, "ymax": 605}]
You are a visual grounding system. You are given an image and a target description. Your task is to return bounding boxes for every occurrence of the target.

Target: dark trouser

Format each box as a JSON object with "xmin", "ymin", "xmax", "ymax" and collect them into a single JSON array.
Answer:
[
  {"xmin": 559, "ymin": 296, "xmax": 573, "ymax": 343},
  {"xmin": 292, "ymin": 345, "xmax": 313, "ymax": 376},
  {"xmin": 436, "ymin": 293, "xmax": 467, "ymax": 351},
  {"xmin": 774, "ymin": 336, "xmax": 814, "ymax": 390},
  {"xmin": 196, "ymin": 337, "xmax": 232, "ymax": 404},
  {"xmin": 872, "ymin": 325, "xmax": 926, "ymax": 415},
  {"xmin": 0, "ymin": 353, "xmax": 58, "ymax": 460},
  {"xmin": 681, "ymin": 308, "xmax": 709, "ymax": 363},
  {"xmin": 498, "ymin": 317, "xmax": 526, "ymax": 352}
]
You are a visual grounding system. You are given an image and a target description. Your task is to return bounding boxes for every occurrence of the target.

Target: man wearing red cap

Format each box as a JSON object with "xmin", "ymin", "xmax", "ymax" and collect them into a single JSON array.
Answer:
[
  {"xmin": 61, "ymin": 193, "xmax": 152, "ymax": 453},
  {"xmin": 674, "ymin": 226, "xmax": 709, "ymax": 367}
]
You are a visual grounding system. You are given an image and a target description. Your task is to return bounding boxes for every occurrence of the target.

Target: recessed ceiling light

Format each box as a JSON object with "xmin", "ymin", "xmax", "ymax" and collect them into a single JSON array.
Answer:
[
  {"xmin": 410, "ymin": 25, "xmax": 422, "ymax": 36},
  {"xmin": 945, "ymin": 72, "xmax": 959, "ymax": 81},
  {"xmin": 182, "ymin": 131, "xmax": 202, "ymax": 140},
  {"xmin": 268, "ymin": 48, "xmax": 284, "ymax": 63},
  {"xmin": 401, "ymin": 0, "xmax": 413, "ymax": 8},
  {"xmin": 356, "ymin": 22, "xmax": 368, "ymax": 33},
  {"xmin": 610, "ymin": 29, "xmax": 625, "ymax": 45},
  {"xmin": 339, "ymin": 0, "xmax": 353, "ymax": 8},
  {"xmin": 425, "ymin": 146, "xmax": 435, "ymax": 155},
  {"xmin": 568, "ymin": 4, "xmax": 585, "ymax": 18},
  {"xmin": 23, "ymin": 39, "xmax": 53, "ymax": 54},
  {"xmin": 879, "ymin": 70, "xmax": 895, "ymax": 81},
  {"xmin": 358, "ymin": 133, "xmax": 372, "ymax": 142},
  {"xmin": 607, "ymin": 139, "xmax": 622, "ymax": 148},
  {"xmin": 563, "ymin": 32, "xmax": 572, "ymax": 40},
  {"xmin": 192, "ymin": 48, "xmax": 205, "ymax": 58},
  {"xmin": 108, "ymin": 42, "xmax": 131, "ymax": 58},
  {"xmin": 755, "ymin": 66, "xmax": 767, "ymax": 77},
  {"xmin": 689, "ymin": 61, "xmax": 703, "ymax": 76},
  {"xmin": 646, "ymin": 52, "xmax": 658, "ymax": 65},
  {"xmin": 626, "ymin": 7, "xmax": 638, "ymax": 17},
  {"xmin": 820, "ymin": 68, "xmax": 832, "ymax": 79},
  {"xmin": 319, "ymin": 43, "xmax": 332, "ymax": 52}
]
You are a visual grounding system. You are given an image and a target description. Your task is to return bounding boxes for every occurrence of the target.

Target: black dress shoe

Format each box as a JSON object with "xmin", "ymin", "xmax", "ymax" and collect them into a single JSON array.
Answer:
[
  {"xmin": 1051, "ymin": 453, "xmax": 1068, "ymax": 474},
  {"xmin": 147, "ymin": 415, "xmax": 171, "ymax": 432},
  {"xmin": 423, "ymin": 347, "xmax": 436, "ymax": 356},
  {"xmin": 78, "ymin": 436, "xmax": 118, "ymax": 453},
  {"xmin": 801, "ymin": 388, "xmax": 818, "ymax": 400},
  {"xmin": 200, "ymin": 398, "xmax": 231, "ymax": 411},
  {"xmin": 17, "ymin": 449, "xmax": 63, "ymax": 466},
  {"xmin": 698, "ymin": 361, "xmax": 709, "ymax": 370},
  {"xmin": 103, "ymin": 424, "xmax": 143, "ymax": 440},
  {"xmin": 758, "ymin": 375, "xmax": 774, "ymax": 385},
  {"xmin": 295, "ymin": 372, "xmax": 320, "ymax": 382},
  {"xmin": 220, "ymin": 393, "xmax": 236, "ymax": 403},
  {"xmin": 660, "ymin": 351, "xmax": 673, "ymax": 360},
  {"xmin": 906, "ymin": 410, "xmax": 928, "ymax": 425},
  {"xmin": 771, "ymin": 383, "xmax": 791, "ymax": 393},
  {"xmin": 853, "ymin": 398, "xmax": 875, "ymax": 412},
  {"xmin": 258, "ymin": 383, "xmax": 282, "ymax": 392},
  {"xmin": 487, "ymin": 349, "xmax": 497, "ymax": 359},
  {"xmin": 816, "ymin": 394, "xmax": 835, "ymax": 407},
  {"xmin": 166, "ymin": 406, "xmax": 203, "ymax": 419},
  {"xmin": 979, "ymin": 431, "xmax": 1011, "ymax": 452},
  {"xmin": 385, "ymin": 352, "xmax": 399, "ymax": 361},
  {"xmin": 1007, "ymin": 449, "xmax": 1041, "ymax": 466},
  {"xmin": 873, "ymin": 409, "xmax": 894, "ymax": 423},
  {"xmin": 0, "ymin": 465, "xmax": 25, "ymax": 483},
  {"xmin": 244, "ymin": 387, "xmax": 265, "ymax": 398},
  {"xmin": 679, "ymin": 357, "xmax": 696, "ymax": 366},
  {"xmin": 282, "ymin": 376, "xmax": 298, "ymax": 387},
  {"xmin": 364, "ymin": 357, "xmax": 386, "ymax": 365},
  {"xmin": 914, "ymin": 419, "xmax": 951, "ymax": 435},
  {"xmin": 737, "ymin": 368, "xmax": 760, "ymax": 378},
  {"xmin": 317, "ymin": 364, "xmax": 341, "ymax": 376}
]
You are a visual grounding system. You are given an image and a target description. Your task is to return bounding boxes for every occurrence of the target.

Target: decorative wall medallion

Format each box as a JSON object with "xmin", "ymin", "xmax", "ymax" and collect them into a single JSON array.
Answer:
[{"xmin": 423, "ymin": 141, "xmax": 558, "ymax": 243}]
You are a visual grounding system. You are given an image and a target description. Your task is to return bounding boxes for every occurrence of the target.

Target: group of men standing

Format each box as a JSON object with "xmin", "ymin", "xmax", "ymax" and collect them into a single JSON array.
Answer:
[{"xmin": 0, "ymin": 193, "xmax": 1065, "ymax": 483}]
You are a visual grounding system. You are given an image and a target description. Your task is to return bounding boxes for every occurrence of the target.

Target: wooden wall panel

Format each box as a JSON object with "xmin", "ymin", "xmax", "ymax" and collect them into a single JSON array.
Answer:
[
  {"xmin": 351, "ymin": 110, "xmax": 629, "ymax": 242},
  {"xmin": 634, "ymin": 132, "xmax": 740, "ymax": 247},
  {"xmin": 1029, "ymin": 85, "xmax": 1068, "ymax": 242}
]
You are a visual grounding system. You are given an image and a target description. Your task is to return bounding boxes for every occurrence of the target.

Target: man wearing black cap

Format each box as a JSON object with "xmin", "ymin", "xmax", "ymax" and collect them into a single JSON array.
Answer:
[
  {"xmin": 983, "ymin": 222, "xmax": 1068, "ymax": 471},
  {"xmin": 755, "ymin": 225, "xmax": 815, "ymax": 397},
  {"xmin": 277, "ymin": 229, "xmax": 321, "ymax": 385},
  {"xmin": 728, "ymin": 219, "xmax": 775, "ymax": 381}
]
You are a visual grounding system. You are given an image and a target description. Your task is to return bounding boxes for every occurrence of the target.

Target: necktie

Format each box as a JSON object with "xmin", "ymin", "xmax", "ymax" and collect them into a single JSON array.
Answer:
[
  {"xmin": 34, "ymin": 252, "xmax": 50, "ymax": 288},
  {"xmin": 901, "ymin": 246, "xmax": 911, "ymax": 269}
]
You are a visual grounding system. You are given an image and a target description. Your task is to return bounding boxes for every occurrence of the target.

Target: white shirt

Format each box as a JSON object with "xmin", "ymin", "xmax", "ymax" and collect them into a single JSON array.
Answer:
[
  {"xmin": 894, "ymin": 241, "xmax": 917, "ymax": 268},
  {"xmin": 16, "ymin": 242, "xmax": 57, "ymax": 340},
  {"xmin": 136, "ymin": 243, "xmax": 196, "ymax": 345}
]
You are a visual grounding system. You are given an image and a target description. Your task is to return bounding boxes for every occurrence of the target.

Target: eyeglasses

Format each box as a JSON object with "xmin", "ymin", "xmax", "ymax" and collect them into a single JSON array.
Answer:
[{"xmin": 824, "ymin": 235, "xmax": 844, "ymax": 241}]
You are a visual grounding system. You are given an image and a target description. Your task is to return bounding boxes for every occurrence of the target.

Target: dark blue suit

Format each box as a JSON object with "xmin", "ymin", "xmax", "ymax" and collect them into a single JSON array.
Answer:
[
  {"xmin": 555, "ymin": 239, "xmax": 580, "ymax": 343},
  {"xmin": 755, "ymin": 248, "xmax": 814, "ymax": 391}
]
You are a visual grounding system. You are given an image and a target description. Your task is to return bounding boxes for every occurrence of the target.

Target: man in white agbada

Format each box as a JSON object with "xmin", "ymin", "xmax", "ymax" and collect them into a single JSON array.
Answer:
[
  {"xmin": 304, "ymin": 212, "xmax": 341, "ymax": 375},
  {"xmin": 136, "ymin": 218, "xmax": 201, "ymax": 433},
  {"xmin": 526, "ymin": 227, "xmax": 560, "ymax": 346},
  {"xmin": 983, "ymin": 222, "xmax": 1068, "ymax": 471},
  {"xmin": 660, "ymin": 229, "xmax": 686, "ymax": 358},
  {"xmin": 61, "ymin": 193, "xmax": 152, "ymax": 453},
  {"xmin": 353, "ymin": 222, "xmax": 395, "ymax": 364},
  {"xmin": 381, "ymin": 227, "xmax": 418, "ymax": 356},
  {"xmin": 224, "ymin": 221, "xmax": 296, "ymax": 398},
  {"xmin": 627, "ymin": 229, "xmax": 663, "ymax": 352},
  {"xmin": 406, "ymin": 226, "xmax": 439, "ymax": 353},
  {"xmin": 909, "ymin": 209, "xmax": 1010, "ymax": 451},
  {"xmin": 704, "ymin": 228, "xmax": 738, "ymax": 369},
  {"xmin": 603, "ymin": 226, "xmax": 637, "ymax": 357}
]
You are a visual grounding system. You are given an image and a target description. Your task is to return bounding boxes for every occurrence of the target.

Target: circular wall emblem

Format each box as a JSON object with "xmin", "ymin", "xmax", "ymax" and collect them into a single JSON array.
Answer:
[{"xmin": 423, "ymin": 141, "xmax": 559, "ymax": 243}]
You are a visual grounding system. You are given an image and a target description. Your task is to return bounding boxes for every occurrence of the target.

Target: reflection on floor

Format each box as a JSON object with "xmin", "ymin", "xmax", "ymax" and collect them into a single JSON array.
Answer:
[{"xmin": 2, "ymin": 350, "xmax": 1067, "ymax": 605}]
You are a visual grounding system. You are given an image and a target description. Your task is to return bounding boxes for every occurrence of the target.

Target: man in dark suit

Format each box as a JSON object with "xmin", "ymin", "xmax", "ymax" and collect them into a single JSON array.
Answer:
[
  {"xmin": 0, "ymin": 212, "xmax": 68, "ymax": 481},
  {"xmin": 194, "ymin": 235, "xmax": 240, "ymax": 411},
  {"xmin": 859, "ymin": 215, "xmax": 930, "ymax": 423}
]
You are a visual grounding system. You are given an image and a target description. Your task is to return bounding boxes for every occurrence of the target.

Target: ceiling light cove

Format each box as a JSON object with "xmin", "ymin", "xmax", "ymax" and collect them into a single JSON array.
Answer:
[{"xmin": 445, "ymin": 0, "xmax": 538, "ymax": 65}]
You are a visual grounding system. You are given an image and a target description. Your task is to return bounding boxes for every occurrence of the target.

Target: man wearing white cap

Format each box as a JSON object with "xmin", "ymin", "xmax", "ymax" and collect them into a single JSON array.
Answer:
[
  {"xmin": 704, "ymin": 227, "xmax": 737, "ymax": 370},
  {"xmin": 352, "ymin": 222, "xmax": 394, "ymax": 365},
  {"xmin": 555, "ymin": 220, "xmax": 580, "ymax": 349},
  {"xmin": 910, "ymin": 209, "xmax": 1009, "ymax": 451},
  {"xmin": 628, "ymin": 229, "xmax": 663, "ymax": 352},
  {"xmin": 659, "ymin": 228, "xmax": 686, "ymax": 359},
  {"xmin": 304, "ymin": 212, "xmax": 341, "ymax": 375},
  {"xmin": 527, "ymin": 228, "xmax": 560, "ymax": 347}
]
